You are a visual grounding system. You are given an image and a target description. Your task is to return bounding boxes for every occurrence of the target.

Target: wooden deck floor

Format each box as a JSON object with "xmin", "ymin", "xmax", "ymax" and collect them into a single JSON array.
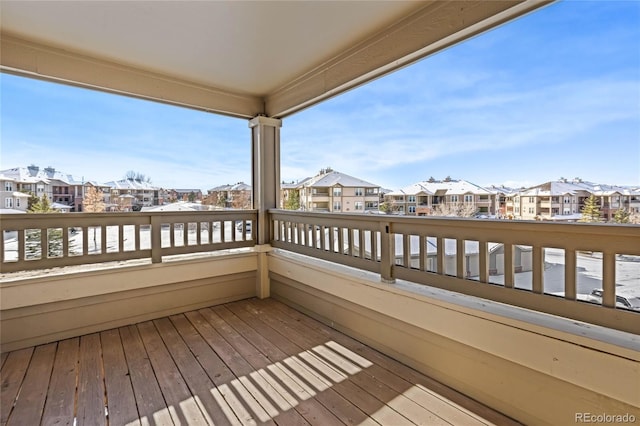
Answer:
[{"xmin": 1, "ymin": 298, "xmax": 518, "ymax": 426}]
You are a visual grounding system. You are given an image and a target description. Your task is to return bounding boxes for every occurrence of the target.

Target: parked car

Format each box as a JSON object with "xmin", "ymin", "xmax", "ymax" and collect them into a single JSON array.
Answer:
[{"xmin": 587, "ymin": 288, "xmax": 640, "ymax": 311}]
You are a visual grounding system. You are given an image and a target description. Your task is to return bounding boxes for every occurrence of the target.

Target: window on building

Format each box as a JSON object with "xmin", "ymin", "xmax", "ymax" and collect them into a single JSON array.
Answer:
[
  {"xmin": 355, "ymin": 201, "xmax": 363, "ymax": 210},
  {"xmin": 408, "ymin": 205, "xmax": 416, "ymax": 213},
  {"xmin": 5, "ymin": 198, "xmax": 13, "ymax": 208},
  {"xmin": 16, "ymin": 198, "xmax": 20, "ymax": 207},
  {"xmin": 355, "ymin": 188, "xmax": 364, "ymax": 196},
  {"xmin": 4, "ymin": 182, "xmax": 13, "ymax": 191},
  {"xmin": 333, "ymin": 201, "xmax": 341, "ymax": 211},
  {"xmin": 464, "ymin": 195, "xmax": 473, "ymax": 203},
  {"xmin": 528, "ymin": 207, "xmax": 534, "ymax": 214},
  {"xmin": 408, "ymin": 195, "xmax": 416, "ymax": 203},
  {"xmin": 450, "ymin": 195, "xmax": 458, "ymax": 203},
  {"xmin": 333, "ymin": 187, "xmax": 342, "ymax": 196},
  {"xmin": 365, "ymin": 201, "xmax": 378, "ymax": 209},
  {"xmin": 564, "ymin": 197, "xmax": 570, "ymax": 204},
  {"xmin": 529, "ymin": 197, "xmax": 535, "ymax": 203}
]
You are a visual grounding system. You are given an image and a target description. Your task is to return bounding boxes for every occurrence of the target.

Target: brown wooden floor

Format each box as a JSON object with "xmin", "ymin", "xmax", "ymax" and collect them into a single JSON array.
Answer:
[{"xmin": 1, "ymin": 298, "xmax": 519, "ymax": 426}]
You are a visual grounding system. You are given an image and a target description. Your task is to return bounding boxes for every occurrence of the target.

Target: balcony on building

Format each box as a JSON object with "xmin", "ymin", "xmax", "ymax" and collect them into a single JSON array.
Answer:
[{"xmin": 1, "ymin": 2, "xmax": 638, "ymax": 426}]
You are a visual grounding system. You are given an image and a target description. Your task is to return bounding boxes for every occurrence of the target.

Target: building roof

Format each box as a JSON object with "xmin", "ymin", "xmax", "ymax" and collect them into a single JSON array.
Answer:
[
  {"xmin": 388, "ymin": 179, "xmax": 491, "ymax": 196},
  {"xmin": 303, "ymin": 170, "xmax": 379, "ymax": 189},
  {"xmin": 105, "ymin": 179, "xmax": 159, "ymax": 190},
  {"xmin": 0, "ymin": 166, "xmax": 102, "ymax": 187},
  {"xmin": 519, "ymin": 179, "xmax": 634, "ymax": 197},
  {"xmin": 208, "ymin": 182, "xmax": 252, "ymax": 192}
]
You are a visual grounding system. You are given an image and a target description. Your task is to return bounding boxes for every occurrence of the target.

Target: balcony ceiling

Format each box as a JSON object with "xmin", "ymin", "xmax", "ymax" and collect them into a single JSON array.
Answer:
[{"xmin": 0, "ymin": 0, "xmax": 550, "ymax": 119}]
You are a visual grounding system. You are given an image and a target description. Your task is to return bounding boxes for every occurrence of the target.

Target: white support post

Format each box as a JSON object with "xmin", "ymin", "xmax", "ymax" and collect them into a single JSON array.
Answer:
[{"xmin": 249, "ymin": 115, "xmax": 282, "ymax": 298}]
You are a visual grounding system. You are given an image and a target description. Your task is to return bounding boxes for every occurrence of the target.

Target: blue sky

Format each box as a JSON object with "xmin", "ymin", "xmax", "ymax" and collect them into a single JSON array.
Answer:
[{"xmin": 2, "ymin": 0, "xmax": 639, "ymax": 192}]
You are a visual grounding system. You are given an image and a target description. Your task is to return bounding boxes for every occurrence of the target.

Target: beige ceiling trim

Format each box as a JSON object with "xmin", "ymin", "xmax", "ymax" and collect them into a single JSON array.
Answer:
[
  {"xmin": 0, "ymin": 34, "xmax": 264, "ymax": 119},
  {"xmin": 266, "ymin": 0, "xmax": 553, "ymax": 118}
]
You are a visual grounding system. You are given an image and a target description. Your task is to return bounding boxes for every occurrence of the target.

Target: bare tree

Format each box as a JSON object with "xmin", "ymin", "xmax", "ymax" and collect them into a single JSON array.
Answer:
[
  {"xmin": 84, "ymin": 186, "xmax": 105, "ymax": 212},
  {"xmin": 428, "ymin": 202, "xmax": 477, "ymax": 218},
  {"xmin": 124, "ymin": 170, "xmax": 152, "ymax": 183},
  {"xmin": 83, "ymin": 186, "xmax": 105, "ymax": 251}
]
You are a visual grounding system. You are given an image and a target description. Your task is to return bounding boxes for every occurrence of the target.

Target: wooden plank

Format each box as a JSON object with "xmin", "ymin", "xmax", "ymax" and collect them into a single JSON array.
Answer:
[
  {"xmin": 194, "ymin": 308, "xmax": 281, "ymax": 425},
  {"xmin": 184, "ymin": 309, "xmax": 267, "ymax": 426},
  {"xmin": 118, "ymin": 325, "xmax": 172, "ymax": 425},
  {"xmin": 153, "ymin": 316, "xmax": 237, "ymax": 426},
  {"xmin": 100, "ymin": 329, "xmax": 141, "ymax": 426},
  {"xmin": 0, "ymin": 347, "xmax": 34, "ymax": 425},
  {"xmin": 230, "ymin": 301, "xmax": 416, "ymax": 426},
  {"xmin": 262, "ymin": 298, "xmax": 515, "ymax": 425},
  {"xmin": 6, "ymin": 343, "xmax": 57, "ymax": 426},
  {"xmin": 169, "ymin": 314, "xmax": 244, "ymax": 426},
  {"xmin": 77, "ymin": 333, "xmax": 106, "ymax": 426},
  {"xmin": 42, "ymin": 338, "xmax": 79, "ymax": 426},
  {"xmin": 136, "ymin": 321, "xmax": 209, "ymax": 425},
  {"xmin": 210, "ymin": 305, "xmax": 346, "ymax": 426},
  {"xmin": 0, "ymin": 353, "xmax": 7, "ymax": 371},
  {"xmin": 225, "ymin": 302, "xmax": 377, "ymax": 426}
]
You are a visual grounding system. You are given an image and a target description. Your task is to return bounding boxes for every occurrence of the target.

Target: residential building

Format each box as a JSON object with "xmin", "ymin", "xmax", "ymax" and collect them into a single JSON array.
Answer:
[
  {"xmin": 291, "ymin": 169, "xmax": 381, "ymax": 213},
  {"xmin": 206, "ymin": 182, "xmax": 252, "ymax": 209},
  {"xmin": 505, "ymin": 178, "xmax": 639, "ymax": 221},
  {"xmin": 170, "ymin": 188, "xmax": 203, "ymax": 202},
  {"xmin": 0, "ymin": 165, "xmax": 106, "ymax": 212},
  {"xmin": 104, "ymin": 178, "xmax": 162, "ymax": 211},
  {"xmin": 0, "ymin": 174, "xmax": 29, "ymax": 212},
  {"xmin": 385, "ymin": 178, "xmax": 495, "ymax": 216}
]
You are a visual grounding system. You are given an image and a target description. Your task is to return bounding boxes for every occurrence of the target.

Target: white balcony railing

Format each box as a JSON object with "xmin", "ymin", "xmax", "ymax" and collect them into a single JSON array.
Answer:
[
  {"xmin": 269, "ymin": 210, "xmax": 640, "ymax": 334},
  {"xmin": 0, "ymin": 210, "xmax": 256, "ymax": 273}
]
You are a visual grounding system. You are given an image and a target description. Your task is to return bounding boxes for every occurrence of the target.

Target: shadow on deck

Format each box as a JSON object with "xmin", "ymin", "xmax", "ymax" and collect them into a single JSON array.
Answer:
[{"xmin": 0, "ymin": 298, "xmax": 518, "ymax": 425}]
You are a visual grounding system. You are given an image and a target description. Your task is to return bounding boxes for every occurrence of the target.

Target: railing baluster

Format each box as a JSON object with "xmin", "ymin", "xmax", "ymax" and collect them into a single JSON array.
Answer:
[
  {"xmin": 602, "ymin": 251, "xmax": 616, "ymax": 308},
  {"xmin": 503, "ymin": 243, "xmax": 513, "ymax": 288},
  {"xmin": 101, "ymin": 225, "xmax": 107, "ymax": 254},
  {"xmin": 41, "ymin": 227, "xmax": 47, "ymax": 259},
  {"xmin": 436, "ymin": 236, "xmax": 444, "ymax": 275},
  {"xmin": 151, "ymin": 216, "xmax": 161, "ymax": 263},
  {"xmin": 564, "ymin": 249, "xmax": 576, "ymax": 300},
  {"xmin": 532, "ymin": 245, "xmax": 543, "ymax": 294},
  {"xmin": 329, "ymin": 226, "xmax": 335, "ymax": 253},
  {"xmin": 456, "ymin": 239, "xmax": 464, "ymax": 278},
  {"xmin": 479, "ymin": 240, "xmax": 488, "ymax": 283},
  {"xmin": 419, "ymin": 235, "xmax": 426, "ymax": 271},
  {"xmin": 380, "ymin": 221, "xmax": 394, "ymax": 283}
]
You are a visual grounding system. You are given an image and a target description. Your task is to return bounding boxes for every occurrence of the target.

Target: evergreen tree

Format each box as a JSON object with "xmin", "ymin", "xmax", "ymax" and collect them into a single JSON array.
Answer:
[
  {"xmin": 579, "ymin": 195, "xmax": 601, "ymax": 222},
  {"xmin": 613, "ymin": 208, "xmax": 630, "ymax": 224},
  {"xmin": 285, "ymin": 190, "xmax": 300, "ymax": 210},
  {"xmin": 28, "ymin": 194, "xmax": 54, "ymax": 213}
]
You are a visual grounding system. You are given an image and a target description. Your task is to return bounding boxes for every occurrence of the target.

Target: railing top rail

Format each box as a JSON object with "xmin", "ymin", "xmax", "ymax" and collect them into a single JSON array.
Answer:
[{"xmin": 269, "ymin": 209, "xmax": 640, "ymax": 237}]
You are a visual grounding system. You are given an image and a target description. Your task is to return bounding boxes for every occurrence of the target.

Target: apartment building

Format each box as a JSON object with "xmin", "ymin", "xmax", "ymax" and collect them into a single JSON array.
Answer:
[
  {"xmin": 285, "ymin": 169, "xmax": 381, "ymax": 213},
  {"xmin": 506, "ymin": 178, "xmax": 640, "ymax": 221},
  {"xmin": 170, "ymin": 188, "xmax": 203, "ymax": 202},
  {"xmin": 0, "ymin": 174, "xmax": 30, "ymax": 212},
  {"xmin": 206, "ymin": 182, "xmax": 252, "ymax": 209},
  {"xmin": 385, "ymin": 178, "xmax": 495, "ymax": 216},
  {"xmin": 104, "ymin": 178, "xmax": 162, "ymax": 211}
]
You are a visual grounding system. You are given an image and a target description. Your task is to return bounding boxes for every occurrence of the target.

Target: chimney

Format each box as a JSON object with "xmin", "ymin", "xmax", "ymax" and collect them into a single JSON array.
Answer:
[
  {"xmin": 27, "ymin": 165, "xmax": 39, "ymax": 176},
  {"xmin": 44, "ymin": 166, "xmax": 56, "ymax": 177}
]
